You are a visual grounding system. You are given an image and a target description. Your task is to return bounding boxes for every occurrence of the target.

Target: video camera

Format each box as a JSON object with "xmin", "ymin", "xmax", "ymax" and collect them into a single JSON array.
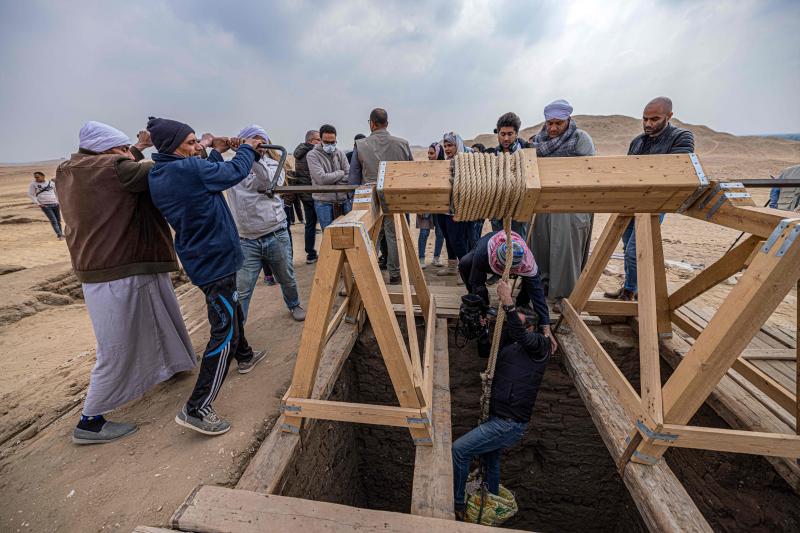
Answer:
[{"xmin": 454, "ymin": 293, "xmax": 497, "ymax": 358}]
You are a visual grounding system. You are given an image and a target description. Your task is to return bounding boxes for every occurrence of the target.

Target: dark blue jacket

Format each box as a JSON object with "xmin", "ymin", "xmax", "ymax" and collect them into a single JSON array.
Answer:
[
  {"xmin": 148, "ymin": 146, "xmax": 257, "ymax": 287},
  {"xmin": 490, "ymin": 310, "xmax": 551, "ymax": 423}
]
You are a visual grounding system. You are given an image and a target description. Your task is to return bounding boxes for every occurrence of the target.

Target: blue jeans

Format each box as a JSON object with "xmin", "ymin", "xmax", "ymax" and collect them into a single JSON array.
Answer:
[
  {"xmin": 314, "ymin": 200, "xmax": 352, "ymax": 230},
  {"xmin": 40, "ymin": 204, "xmax": 63, "ymax": 237},
  {"xmin": 622, "ymin": 214, "xmax": 666, "ymax": 292},
  {"xmin": 491, "ymin": 218, "xmax": 529, "ymax": 240},
  {"xmin": 452, "ymin": 416, "xmax": 527, "ymax": 507},
  {"xmin": 237, "ymin": 228, "xmax": 300, "ymax": 321},
  {"xmin": 418, "ymin": 217, "xmax": 445, "ymax": 260}
]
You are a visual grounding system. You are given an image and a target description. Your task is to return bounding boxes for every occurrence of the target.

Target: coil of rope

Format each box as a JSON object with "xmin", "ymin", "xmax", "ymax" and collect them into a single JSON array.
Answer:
[{"xmin": 452, "ymin": 151, "xmax": 526, "ymax": 423}]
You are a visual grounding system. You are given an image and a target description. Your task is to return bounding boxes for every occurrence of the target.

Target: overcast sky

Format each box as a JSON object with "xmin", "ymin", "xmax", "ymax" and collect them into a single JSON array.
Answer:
[{"xmin": 1, "ymin": 0, "xmax": 798, "ymax": 162}]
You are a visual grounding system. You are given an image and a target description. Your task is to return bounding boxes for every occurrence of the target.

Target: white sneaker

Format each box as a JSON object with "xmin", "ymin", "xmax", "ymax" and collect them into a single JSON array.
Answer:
[
  {"xmin": 420, "ymin": 259, "xmax": 427, "ymax": 269},
  {"xmin": 432, "ymin": 256, "xmax": 444, "ymax": 268}
]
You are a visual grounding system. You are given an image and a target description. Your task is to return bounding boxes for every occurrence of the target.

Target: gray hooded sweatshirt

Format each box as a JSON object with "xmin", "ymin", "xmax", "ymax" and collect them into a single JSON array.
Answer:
[{"xmin": 306, "ymin": 143, "xmax": 350, "ymax": 203}]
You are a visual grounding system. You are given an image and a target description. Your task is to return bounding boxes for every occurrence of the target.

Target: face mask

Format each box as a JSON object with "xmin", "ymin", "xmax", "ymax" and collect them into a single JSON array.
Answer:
[{"xmin": 322, "ymin": 143, "xmax": 336, "ymax": 154}]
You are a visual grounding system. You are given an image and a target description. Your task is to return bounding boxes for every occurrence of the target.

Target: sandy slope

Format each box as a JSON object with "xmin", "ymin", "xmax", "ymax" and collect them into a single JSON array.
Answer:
[{"xmin": 0, "ymin": 117, "xmax": 797, "ymax": 531}]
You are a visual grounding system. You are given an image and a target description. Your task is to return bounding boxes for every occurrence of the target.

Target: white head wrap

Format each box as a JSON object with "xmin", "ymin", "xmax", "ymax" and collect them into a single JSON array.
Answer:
[
  {"xmin": 543, "ymin": 99, "xmax": 573, "ymax": 120},
  {"xmin": 78, "ymin": 121, "xmax": 131, "ymax": 153},
  {"xmin": 238, "ymin": 124, "xmax": 270, "ymax": 142}
]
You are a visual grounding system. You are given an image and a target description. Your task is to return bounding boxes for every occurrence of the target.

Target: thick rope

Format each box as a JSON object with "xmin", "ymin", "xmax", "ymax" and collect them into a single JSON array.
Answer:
[{"xmin": 451, "ymin": 151, "xmax": 527, "ymax": 424}]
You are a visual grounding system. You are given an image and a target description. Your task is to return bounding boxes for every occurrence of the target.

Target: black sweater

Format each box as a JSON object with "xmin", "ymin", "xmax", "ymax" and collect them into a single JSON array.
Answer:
[
  {"xmin": 628, "ymin": 123, "xmax": 695, "ymax": 155},
  {"xmin": 490, "ymin": 310, "xmax": 551, "ymax": 423}
]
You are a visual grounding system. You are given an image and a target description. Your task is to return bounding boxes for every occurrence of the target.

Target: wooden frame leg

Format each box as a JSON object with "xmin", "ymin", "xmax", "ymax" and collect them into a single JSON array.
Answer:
[
  {"xmin": 398, "ymin": 214, "xmax": 431, "ymax": 318},
  {"xmin": 634, "ymin": 220, "xmax": 800, "ymax": 463},
  {"xmin": 395, "ymin": 214, "xmax": 424, "ymax": 398},
  {"xmin": 570, "ymin": 214, "xmax": 633, "ymax": 312},
  {"xmin": 283, "ymin": 232, "xmax": 345, "ymax": 432}
]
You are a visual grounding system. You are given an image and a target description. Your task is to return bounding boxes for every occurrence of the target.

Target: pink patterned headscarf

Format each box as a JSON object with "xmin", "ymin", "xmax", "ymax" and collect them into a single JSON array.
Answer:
[{"xmin": 487, "ymin": 231, "xmax": 537, "ymax": 277}]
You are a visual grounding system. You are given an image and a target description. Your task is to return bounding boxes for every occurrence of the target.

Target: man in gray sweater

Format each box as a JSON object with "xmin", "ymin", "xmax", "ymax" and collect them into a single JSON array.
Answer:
[
  {"xmin": 307, "ymin": 124, "xmax": 351, "ymax": 229},
  {"xmin": 227, "ymin": 124, "xmax": 305, "ymax": 323}
]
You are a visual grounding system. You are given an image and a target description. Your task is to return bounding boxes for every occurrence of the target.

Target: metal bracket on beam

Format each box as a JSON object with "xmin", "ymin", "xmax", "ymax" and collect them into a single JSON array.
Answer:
[
  {"xmin": 280, "ymin": 423, "xmax": 300, "ymax": 434},
  {"xmin": 631, "ymin": 450, "xmax": 660, "ymax": 465},
  {"xmin": 635, "ymin": 419, "xmax": 678, "ymax": 442},
  {"xmin": 376, "ymin": 161, "xmax": 388, "ymax": 213},
  {"xmin": 776, "ymin": 225, "xmax": 800, "ymax": 257},
  {"xmin": 762, "ymin": 218, "xmax": 800, "ymax": 254},
  {"xmin": 281, "ymin": 404, "xmax": 302, "ymax": 413},
  {"xmin": 406, "ymin": 414, "xmax": 431, "ymax": 426},
  {"xmin": 413, "ymin": 437, "xmax": 433, "ymax": 445},
  {"xmin": 705, "ymin": 192, "xmax": 752, "ymax": 220},
  {"xmin": 689, "ymin": 154, "xmax": 709, "ymax": 186}
]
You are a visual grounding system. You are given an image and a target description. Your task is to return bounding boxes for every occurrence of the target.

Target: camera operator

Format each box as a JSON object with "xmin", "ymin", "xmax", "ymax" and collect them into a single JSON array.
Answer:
[
  {"xmin": 452, "ymin": 279, "xmax": 551, "ymax": 519},
  {"xmin": 459, "ymin": 230, "xmax": 556, "ymax": 353}
]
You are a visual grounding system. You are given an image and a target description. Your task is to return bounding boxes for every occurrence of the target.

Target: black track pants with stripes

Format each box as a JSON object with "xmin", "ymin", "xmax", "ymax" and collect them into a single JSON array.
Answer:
[{"xmin": 186, "ymin": 274, "xmax": 253, "ymax": 417}]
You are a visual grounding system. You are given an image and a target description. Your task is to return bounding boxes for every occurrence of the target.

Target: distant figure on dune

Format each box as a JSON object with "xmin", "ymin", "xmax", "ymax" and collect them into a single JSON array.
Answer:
[
  {"xmin": 605, "ymin": 97, "xmax": 695, "ymax": 302},
  {"xmin": 27, "ymin": 170, "xmax": 62, "ymax": 239},
  {"xmin": 56, "ymin": 120, "xmax": 196, "ymax": 445},
  {"xmin": 528, "ymin": 99, "xmax": 596, "ymax": 310}
]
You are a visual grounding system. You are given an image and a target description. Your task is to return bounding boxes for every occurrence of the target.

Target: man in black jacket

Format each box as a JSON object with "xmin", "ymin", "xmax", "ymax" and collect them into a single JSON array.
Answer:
[
  {"xmin": 604, "ymin": 97, "xmax": 695, "ymax": 301},
  {"xmin": 291, "ymin": 130, "xmax": 321, "ymax": 263},
  {"xmin": 452, "ymin": 279, "xmax": 551, "ymax": 518}
]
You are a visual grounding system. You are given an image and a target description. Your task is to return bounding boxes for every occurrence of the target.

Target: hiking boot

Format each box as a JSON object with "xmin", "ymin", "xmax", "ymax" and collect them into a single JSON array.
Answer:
[
  {"xmin": 238, "ymin": 349, "xmax": 267, "ymax": 374},
  {"xmin": 378, "ymin": 257, "xmax": 388, "ymax": 270},
  {"xmin": 306, "ymin": 256, "xmax": 318, "ymax": 264},
  {"xmin": 72, "ymin": 421, "xmax": 138, "ymax": 445},
  {"xmin": 603, "ymin": 285, "xmax": 624, "ymax": 299},
  {"xmin": 618, "ymin": 288, "xmax": 637, "ymax": 301},
  {"xmin": 175, "ymin": 405, "xmax": 230, "ymax": 436},
  {"xmin": 419, "ymin": 258, "xmax": 428, "ymax": 269},
  {"xmin": 431, "ymin": 256, "xmax": 444, "ymax": 267},
  {"xmin": 290, "ymin": 305, "xmax": 307, "ymax": 322},
  {"xmin": 388, "ymin": 275, "xmax": 401, "ymax": 285},
  {"xmin": 436, "ymin": 260, "xmax": 457, "ymax": 276}
]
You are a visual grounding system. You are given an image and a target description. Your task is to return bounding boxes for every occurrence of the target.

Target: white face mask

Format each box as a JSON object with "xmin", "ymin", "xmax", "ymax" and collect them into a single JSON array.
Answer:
[{"xmin": 322, "ymin": 143, "xmax": 336, "ymax": 154}]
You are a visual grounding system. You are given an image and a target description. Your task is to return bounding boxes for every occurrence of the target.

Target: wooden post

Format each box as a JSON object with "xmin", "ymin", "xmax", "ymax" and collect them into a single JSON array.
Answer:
[
  {"xmin": 647, "ymin": 215, "xmax": 672, "ymax": 337},
  {"xmin": 570, "ymin": 214, "xmax": 633, "ymax": 312},
  {"xmin": 399, "ymin": 214, "xmax": 431, "ymax": 318},
  {"xmin": 635, "ymin": 215, "xmax": 664, "ymax": 425},
  {"xmin": 633, "ymin": 220, "xmax": 800, "ymax": 463},
  {"xmin": 395, "ymin": 213, "xmax": 425, "ymax": 398},
  {"xmin": 283, "ymin": 232, "xmax": 345, "ymax": 432}
]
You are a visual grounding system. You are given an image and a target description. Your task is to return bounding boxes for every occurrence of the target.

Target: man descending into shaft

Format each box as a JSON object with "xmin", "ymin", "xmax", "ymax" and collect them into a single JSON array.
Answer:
[
  {"xmin": 57, "ymin": 121, "xmax": 196, "ymax": 444},
  {"xmin": 604, "ymin": 96, "xmax": 695, "ymax": 301},
  {"xmin": 452, "ymin": 280, "xmax": 551, "ymax": 520},
  {"xmin": 459, "ymin": 230, "xmax": 555, "ymax": 351},
  {"xmin": 147, "ymin": 117, "xmax": 267, "ymax": 436}
]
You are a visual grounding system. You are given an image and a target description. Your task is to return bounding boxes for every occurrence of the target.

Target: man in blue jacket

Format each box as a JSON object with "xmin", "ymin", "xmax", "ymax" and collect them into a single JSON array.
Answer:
[{"xmin": 147, "ymin": 117, "xmax": 267, "ymax": 436}]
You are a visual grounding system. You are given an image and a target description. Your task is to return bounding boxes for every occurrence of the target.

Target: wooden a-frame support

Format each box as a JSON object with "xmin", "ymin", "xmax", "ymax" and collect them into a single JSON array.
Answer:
[
  {"xmin": 563, "ymin": 210, "xmax": 800, "ymax": 468},
  {"xmin": 281, "ymin": 186, "xmax": 437, "ymax": 445}
]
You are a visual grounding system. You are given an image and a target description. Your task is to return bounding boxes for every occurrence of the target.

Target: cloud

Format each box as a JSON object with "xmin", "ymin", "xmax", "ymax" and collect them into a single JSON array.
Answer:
[{"xmin": 0, "ymin": 0, "xmax": 797, "ymax": 162}]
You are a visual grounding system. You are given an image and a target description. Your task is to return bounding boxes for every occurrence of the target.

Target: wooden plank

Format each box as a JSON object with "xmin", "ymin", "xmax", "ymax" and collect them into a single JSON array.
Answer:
[
  {"xmin": 561, "ymin": 299, "xmax": 644, "ymax": 424},
  {"xmin": 412, "ymin": 318, "xmax": 454, "ymax": 520},
  {"xmin": 635, "ymin": 214, "xmax": 664, "ymax": 424},
  {"xmin": 556, "ymin": 321, "xmax": 712, "ymax": 533},
  {"xmin": 569, "ymin": 214, "xmax": 633, "ymax": 311},
  {"xmin": 741, "ymin": 348, "xmax": 797, "ymax": 361},
  {"xmin": 583, "ymin": 298, "xmax": 638, "ymax": 316},
  {"xmin": 657, "ymin": 424, "xmax": 800, "ymax": 459},
  {"xmin": 395, "ymin": 214, "xmax": 424, "ymax": 399},
  {"xmin": 132, "ymin": 527, "xmax": 175, "ymax": 533},
  {"xmin": 647, "ymin": 215, "xmax": 672, "ymax": 336},
  {"xmin": 324, "ymin": 297, "xmax": 349, "ymax": 343},
  {"xmin": 517, "ymin": 149, "xmax": 541, "ymax": 219},
  {"xmin": 282, "ymin": 397, "xmax": 427, "ymax": 428},
  {"xmin": 730, "ymin": 358, "xmax": 796, "ymax": 414},
  {"xmin": 636, "ymin": 219, "xmax": 800, "ymax": 461},
  {"xmin": 399, "ymin": 213, "xmax": 431, "ymax": 318},
  {"xmin": 284, "ymin": 232, "xmax": 345, "ymax": 431},
  {"xmin": 236, "ymin": 322, "xmax": 359, "ymax": 494},
  {"xmin": 422, "ymin": 297, "xmax": 437, "ymax": 409},
  {"xmin": 173, "ymin": 485, "xmax": 527, "ymax": 533},
  {"xmin": 685, "ymin": 203, "xmax": 797, "ymax": 240},
  {"xmin": 668, "ymin": 235, "xmax": 762, "ymax": 310}
]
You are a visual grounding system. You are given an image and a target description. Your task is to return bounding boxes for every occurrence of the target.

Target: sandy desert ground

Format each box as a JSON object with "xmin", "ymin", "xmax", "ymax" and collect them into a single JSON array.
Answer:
[{"xmin": 0, "ymin": 115, "xmax": 797, "ymax": 532}]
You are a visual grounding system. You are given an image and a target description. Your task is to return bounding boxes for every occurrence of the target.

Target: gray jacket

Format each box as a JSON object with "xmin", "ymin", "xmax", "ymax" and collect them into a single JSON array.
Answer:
[
  {"xmin": 348, "ymin": 128, "xmax": 413, "ymax": 184},
  {"xmin": 227, "ymin": 157, "xmax": 287, "ymax": 240},
  {"xmin": 306, "ymin": 144, "xmax": 350, "ymax": 203}
]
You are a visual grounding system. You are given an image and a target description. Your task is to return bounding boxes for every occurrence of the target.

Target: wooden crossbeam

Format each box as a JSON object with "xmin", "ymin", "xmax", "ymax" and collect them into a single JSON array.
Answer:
[
  {"xmin": 395, "ymin": 213, "xmax": 424, "ymax": 399},
  {"xmin": 282, "ymin": 398, "xmax": 429, "ymax": 429},
  {"xmin": 583, "ymin": 298, "xmax": 638, "ymax": 316},
  {"xmin": 652, "ymin": 425, "xmax": 800, "ymax": 459},
  {"xmin": 399, "ymin": 214, "xmax": 431, "ymax": 318}
]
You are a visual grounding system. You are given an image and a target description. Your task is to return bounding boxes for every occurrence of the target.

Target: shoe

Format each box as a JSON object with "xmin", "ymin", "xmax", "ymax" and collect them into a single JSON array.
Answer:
[
  {"xmin": 604, "ymin": 286, "xmax": 624, "ymax": 299},
  {"xmin": 263, "ymin": 275, "xmax": 276, "ymax": 286},
  {"xmin": 431, "ymin": 256, "xmax": 444, "ymax": 268},
  {"xmin": 378, "ymin": 259, "xmax": 388, "ymax": 271},
  {"xmin": 619, "ymin": 288, "xmax": 637, "ymax": 301},
  {"xmin": 388, "ymin": 275, "xmax": 401, "ymax": 285},
  {"xmin": 290, "ymin": 305, "xmax": 307, "ymax": 321},
  {"xmin": 436, "ymin": 260, "xmax": 458, "ymax": 276},
  {"xmin": 57, "ymin": 235, "xmax": 63, "ymax": 240},
  {"xmin": 420, "ymin": 259, "xmax": 428, "ymax": 269},
  {"xmin": 552, "ymin": 298, "xmax": 563, "ymax": 314},
  {"xmin": 486, "ymin": 273, "xmax": 500, "ymax": 286},
  {"xmin": 238, "ymin": 349, "xmax": 267, "ymax": 374},
  {"xmin": 175, "ymin": 405, "xmax": 230, "ymax": 436},
  {"xmin": 306, "ymin": 256, "xmax": 318, "ymax": 264},
  {"xmin": 72, "ymin": 421, "xmax": 138, "ymax": 444}
]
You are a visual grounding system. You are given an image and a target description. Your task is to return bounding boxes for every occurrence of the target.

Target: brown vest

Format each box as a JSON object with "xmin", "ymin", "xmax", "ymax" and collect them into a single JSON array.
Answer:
[
  {"xmin": 355, "ymin": 129, "xmax": 413, "ymax": 183},
  {"xmin": 56, "ymin": 152, "xmax": 178, "ymax": 282}
]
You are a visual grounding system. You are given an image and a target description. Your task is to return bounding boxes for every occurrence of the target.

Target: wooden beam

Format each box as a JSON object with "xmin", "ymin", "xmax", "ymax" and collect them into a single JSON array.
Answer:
[
  {"xmin": 730, "ymin": 358, "xmax": 797, "ymax": 414},
  {"xmin": 655, "ymin": 424, "xmax": 800, "ymax": 459},
  {"xmin": 422, "ymin": 297, "xmax": 437, "ymax": 409},
  {"xmin": 740, "ymin": 348, "xmax": 796, "ymax": 361},
  {"xmin": 635, "ymin": 214, "xmax": 665, "ymax": 424},
  {"xmin": 324, "ymin": 297, "xmax": 350, "ymax": 343},
  {"xmin": 395, "ymin": 213, "xmax": 425, "ymax": 399},
  {"xmin": 583, "ymin": 298, "xmax": 638, "ymax": 316},
  {"xmin": 685, "ymin": 204, "xmax": 796, "ymax": 240},
  {"xmin": 173, "ymin": 486, "xmax": 528, "ymax": 533},
  {"xmin": 283, "ymin": 233, "xmax": 345, "ymax": 431},
  {"xmin": 636, "ymin": 219, "xmax": 800, "ymax": 462},
  {"xmin": 561, "ymin": 299, "xmax": 644, "ymax": 424},
  {"xmin": 555, "ymin": 322, "xmax": 712, "ymax": 533},
  {"xmin": 282, "ymin": 397, "xmax": 428, "ymax": 429},
  {"xmin": 412, "ymin": 318, "xmax": 454, "ymax": 520},
  {"xmin": 569, "ymin": 214, "xmax": 633, "ymax": 311},
  {"xmin": 399, "ymin": 213, "xmax": 431, "ymax": 318},
  {"xmin": 668, "ymin": 235, "xmax": 762, "ymax": 310}
]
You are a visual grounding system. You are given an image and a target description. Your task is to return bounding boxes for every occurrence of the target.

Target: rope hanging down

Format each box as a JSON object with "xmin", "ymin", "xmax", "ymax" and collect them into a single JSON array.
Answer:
[{"xmin": 451, "ymin": 151, "xmax": 527, "ymax": 424}]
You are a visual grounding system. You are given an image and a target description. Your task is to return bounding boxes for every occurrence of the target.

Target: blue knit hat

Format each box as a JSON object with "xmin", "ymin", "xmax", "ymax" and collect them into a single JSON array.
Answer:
[
  {"xmin": 496, "ymin": 240, "xmax": 525, "ymax": 269},
  {"xmin": 147, "ymin": 116, "xmax": 195, "ymax": 154}
]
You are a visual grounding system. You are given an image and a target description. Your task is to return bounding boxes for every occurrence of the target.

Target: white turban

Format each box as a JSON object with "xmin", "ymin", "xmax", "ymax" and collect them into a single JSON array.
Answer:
[
  {"xmin": 78, "ymin": 121, "xmax": 131, "ymax": 153},
  {"xmin": 543, "ymin": 99, "xmax": 573, "ymax": 120},
  {"xmin": 238, "ymin": 124, "xmax": 270, "ymax": 142}
]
